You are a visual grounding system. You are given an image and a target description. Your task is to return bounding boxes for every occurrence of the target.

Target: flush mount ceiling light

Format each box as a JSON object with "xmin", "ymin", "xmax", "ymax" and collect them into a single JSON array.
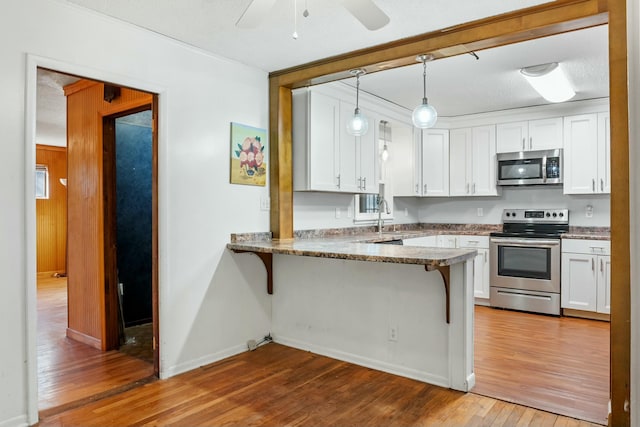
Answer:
[
  {"xmin": 520, "ymin": 62, "xmax": 576, "ymax": 103},
  {"xmin": 346, "ymin": 69, "xmax": 369, "ymax": 136},
  {"xmin": 412, "ymin": 54, "xmax": 438, "ymax": 129}
]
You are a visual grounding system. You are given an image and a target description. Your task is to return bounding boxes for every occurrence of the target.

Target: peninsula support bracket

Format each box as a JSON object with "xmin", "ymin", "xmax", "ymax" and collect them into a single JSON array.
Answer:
[
  {"xmin": 231, "ymin": 250, "xmax": 273, "ymax": 295},
  {"xmin": 425, "ymin": 264, "xmax": 450, "ymax": 324}
]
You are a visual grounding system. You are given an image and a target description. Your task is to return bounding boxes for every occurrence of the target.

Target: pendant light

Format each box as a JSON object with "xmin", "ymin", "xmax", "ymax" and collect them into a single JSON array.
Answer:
[
  {"xmin": 346, "ymin": 69, "xmax": 369, "ymax": 136},
  {"xmin": 412, "ymin": 54, "xmax": 438, "ymax": 129},
  {"xmin": 380, "ymin": 120, "xmax": 389, "ymax": 162}
]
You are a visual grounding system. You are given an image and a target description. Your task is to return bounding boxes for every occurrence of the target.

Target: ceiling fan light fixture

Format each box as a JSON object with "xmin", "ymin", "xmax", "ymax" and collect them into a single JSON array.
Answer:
[
  {"xmin": 347, "ymin": 69, "xmax": 369, "ymax": 136},
  {"xmin": 412, "ymin": 54, "xmax": 438, "ymax": 129},
  {"xmin": 520, "ymin": 62, "xmax": 575, "ymax": 103}
]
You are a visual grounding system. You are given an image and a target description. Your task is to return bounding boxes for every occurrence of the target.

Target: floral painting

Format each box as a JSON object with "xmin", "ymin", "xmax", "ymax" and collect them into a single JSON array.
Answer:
[{"xmin": 230, "ymin": 122, "xmax": 267, "ymax": 186}]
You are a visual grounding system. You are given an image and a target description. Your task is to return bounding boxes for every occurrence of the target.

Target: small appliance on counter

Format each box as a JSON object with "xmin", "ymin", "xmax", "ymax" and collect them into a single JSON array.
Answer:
[{"xmin": 489, "ymin": 208, "xmax": 569, "ymax": 315}]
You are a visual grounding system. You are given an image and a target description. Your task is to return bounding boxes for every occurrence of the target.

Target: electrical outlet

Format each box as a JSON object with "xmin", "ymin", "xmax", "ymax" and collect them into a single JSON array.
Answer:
[
  {"xmin": 585, "ymin": 205, "xmax": 594, "ymax": 218},
  {"xmin": 260, "ymin": 196, "xmax": 270, "ymax": 211},
  {"xmin": 335, "ymin": 207, "xmax": 341, "ymax": 219},
  {"xmin": 388, "ymin": 326, "xmax": 398, "ymax": 342},
  {"xmin": 477, "ymin": 208, "xmax": 483, "ymax": 217}
]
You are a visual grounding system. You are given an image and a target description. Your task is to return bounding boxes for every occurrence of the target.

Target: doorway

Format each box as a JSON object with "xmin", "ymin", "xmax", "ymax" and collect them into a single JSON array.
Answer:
[{"xmin": 34, "ymin": 67, "xmax": 159, "ymax": 417}]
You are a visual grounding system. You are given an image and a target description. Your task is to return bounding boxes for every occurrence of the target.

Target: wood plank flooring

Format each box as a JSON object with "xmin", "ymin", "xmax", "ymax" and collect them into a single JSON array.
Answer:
[
  {"xmin": 39, "ymin": 343, "xmax": 601, "ymax": 427},
  {"xmin": 474, "ymin": 306, "xmax": 610, "ymax": 425},
  {"xmin": 37, "ymin": 276, "xmax": 155, "ymax": 416},
  {"xmin": 37, "ymin": 277, "xmax": 608, "ymax": 426}
]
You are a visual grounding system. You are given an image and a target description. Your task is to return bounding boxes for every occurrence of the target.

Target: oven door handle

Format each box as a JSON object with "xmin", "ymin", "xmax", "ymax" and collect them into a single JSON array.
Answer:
[{"xmin": 490, "ymin": 238, "xmax": 560, "ymax": 247}]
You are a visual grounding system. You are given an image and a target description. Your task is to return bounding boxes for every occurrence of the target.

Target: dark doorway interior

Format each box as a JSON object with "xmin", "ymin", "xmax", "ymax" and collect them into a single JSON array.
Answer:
[{"xmin": 115, "ymin": 111, "xmax": 153, "ymax": 327}]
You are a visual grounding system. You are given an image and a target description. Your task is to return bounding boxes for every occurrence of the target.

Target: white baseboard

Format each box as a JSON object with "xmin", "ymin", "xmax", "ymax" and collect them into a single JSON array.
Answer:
[
  {"xmin": 466, "ymin": 372, "xmax": 476, "ymax": 391},
  {"xmin": 160, "ymin": 343, "xmax": 247, "ymax": 379},
  {"xmin": 274, "ymin": 335, "xmax": 450, "ymax": 389},
  {"xmin": 0, "ymin": 415, "xmax": 28, "ymax": 427}
]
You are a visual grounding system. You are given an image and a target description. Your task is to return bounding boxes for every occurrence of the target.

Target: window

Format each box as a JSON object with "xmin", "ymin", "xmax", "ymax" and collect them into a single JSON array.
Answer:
[
  {"xmin": 35, "ymin": 164, "xmax": 49, "ymax": 199},
  {"xmin": 353, "ymin": 193, "xmax": 393, "ymax": 222}
]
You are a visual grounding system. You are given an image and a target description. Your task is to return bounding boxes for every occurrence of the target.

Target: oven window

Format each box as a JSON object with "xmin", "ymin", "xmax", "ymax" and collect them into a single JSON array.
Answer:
[
  {"xmin": 499, "ymin": 159, "xmax": 542, "ymax": 181},
  {"xmin": 498, "ymin": 245, "xmax": 551, "ymax": 280}
]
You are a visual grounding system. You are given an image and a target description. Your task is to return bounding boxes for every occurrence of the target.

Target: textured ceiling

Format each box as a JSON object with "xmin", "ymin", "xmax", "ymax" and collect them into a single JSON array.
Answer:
[{"xmin": 39, "ymin": 1, "xmax": 609, "ymax": 143}]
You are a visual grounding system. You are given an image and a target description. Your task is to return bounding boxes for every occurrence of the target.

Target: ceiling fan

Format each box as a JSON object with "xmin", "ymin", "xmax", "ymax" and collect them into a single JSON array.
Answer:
[{"xmin": 236, "ymin": 0, "xmax": 390, "ymax": 31}]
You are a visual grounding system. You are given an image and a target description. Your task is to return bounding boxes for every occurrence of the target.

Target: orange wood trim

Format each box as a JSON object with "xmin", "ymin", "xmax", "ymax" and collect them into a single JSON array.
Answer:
[
  {"xmin": 269, "ymin": 86, "xmax": 293, "ymax": 240},
  {"xmin": 36, "ymin": 144, "xmax": 67, "ymax": 152},
  {"xmin": 231, "ymin": 250, "xmax": 273, "ymax": 295},
  {"xmin": 426, "ymin": 265, "xmax": 451, "ymax": 324},
  {"xmin": 608, "ymin": 0, "xmax": 631, "ymax": 424},
  {"xmin": 270, "ymin": 0, "xmax": 607, "ymax": 88},
  {"xmin": 65, "ymin": 327, "xmax": 102, "ymax": 350},
  {"xmin": 63, "ymin": 79, "xmax": 100, "ymax": 96}
]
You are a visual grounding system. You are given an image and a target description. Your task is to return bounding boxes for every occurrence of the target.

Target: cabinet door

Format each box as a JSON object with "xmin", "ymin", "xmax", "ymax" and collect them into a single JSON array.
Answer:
[
  {"xmin": 561, "ymin": 253, "xmax": 597, "ymax": 311},
  {"xmin": 422, "ymin": 129, "xmax": 450, "ymax": 196},
  {"xmin": 597, "ymin": 255, "xmax": 611, "ymax": 314},
  {"xmin": 338, "ymin": 100, "xmax": 361, "ymax": 193},
  {"xmin": 390, "ymin": 124, "xmax": 418, "ymax": 197},
  {"xmin": 308, "ymin": 91, "xmax": 340, "ymax": 191},
  {"xmin": 473, "ymin": 249, "xmax": 490, "ymax": 299},
  {"xmin": 358, "ymin": 116, "xmax": 378, "ymax": 194},
  {"xmin": 528, "ymin": 117, "xmax": 563, "ymax": 150},
  {"xmin": 437, "ymin": 235, "xmax": 458, "ymax": 248},
  {"xmin": 597, "ymin": 112, "xmax": 611, "ymax": 194},
  {"xmin": 471, "ymin": 125, "xmax": 498, "ymax": 196},
  {"xmin": 449, "ymin": 128, "xmax": 471, "ymax": 196},
  {"xmin": 496, "ymin": 121, "xmax": 528, "ymax": 153},
  {"xmin": 563, "ymin": 114, "xmax": 598, "ymax": 194}
]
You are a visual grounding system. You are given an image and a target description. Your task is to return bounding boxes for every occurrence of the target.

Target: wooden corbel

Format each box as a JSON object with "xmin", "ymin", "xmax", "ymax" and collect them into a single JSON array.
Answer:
[
  {"xmin": 425, "ymin": 264, "xmax": 450, "ymax": 324},
  {"xmin": 231, "ymin": 250, "xmax": 273, "ymax": 295}
]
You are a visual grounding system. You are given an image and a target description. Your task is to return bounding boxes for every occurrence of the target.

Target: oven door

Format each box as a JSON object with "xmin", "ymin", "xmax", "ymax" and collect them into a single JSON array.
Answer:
[{"xmin": 489, "ymin": 237, "xmax": 561, "ymax": 293}]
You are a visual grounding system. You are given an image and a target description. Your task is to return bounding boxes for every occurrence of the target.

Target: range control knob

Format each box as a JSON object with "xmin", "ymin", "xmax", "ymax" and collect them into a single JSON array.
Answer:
[
  {"xmin": 559, "ymin": 212, "xmax": 564, "ymax": 217},
  {"xmin": 552, "ymin": 212, "xmax": 558, "ymax": 217},
  {"xmin": 505, "ymin": 212, "xmax": 510, "ymax": 217},
  {"xmin": 546, "ymin": 212, "xmax": 551, "ymax": 217},
  {"xmin": 512, "ymin": 212, "xmax": 517, "ymax": 217}
]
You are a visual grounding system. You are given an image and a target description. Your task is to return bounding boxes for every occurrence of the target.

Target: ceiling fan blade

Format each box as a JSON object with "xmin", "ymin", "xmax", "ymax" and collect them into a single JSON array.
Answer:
[
  {"xmin": 236, "ymin": 0, "xmax": 277, "ymax": 29},
  {"xmin": 342, "ymin": 0, "xmax": 390, "ymax": 31}
]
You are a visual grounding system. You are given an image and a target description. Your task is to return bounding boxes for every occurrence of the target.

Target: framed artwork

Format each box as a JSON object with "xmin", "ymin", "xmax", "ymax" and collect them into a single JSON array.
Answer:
[{"xmin": 230, "ymin": 122, "xmax": 267, "ymax": 186}]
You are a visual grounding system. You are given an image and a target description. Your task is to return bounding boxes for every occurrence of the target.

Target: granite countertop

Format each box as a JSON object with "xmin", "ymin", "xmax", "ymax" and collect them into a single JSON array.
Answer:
[
  {"xmin": 228, "ymin": 223, "xmax": 610, "ymax": 266},
  {"xmin": 227, "ymin": 230, "xmax": 477, "ymax": 267}
]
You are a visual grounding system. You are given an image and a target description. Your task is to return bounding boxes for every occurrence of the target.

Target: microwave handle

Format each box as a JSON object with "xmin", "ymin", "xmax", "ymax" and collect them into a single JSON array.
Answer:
[{"xmin": 542, "ymin": 155, "xmax": 547, "ymax": 183}]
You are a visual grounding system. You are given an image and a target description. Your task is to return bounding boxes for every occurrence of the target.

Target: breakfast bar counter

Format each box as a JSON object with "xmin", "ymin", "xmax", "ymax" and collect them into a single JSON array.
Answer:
[{"xmin": 228, "ymin": 229, "xmax": 477, "ymax": 393}]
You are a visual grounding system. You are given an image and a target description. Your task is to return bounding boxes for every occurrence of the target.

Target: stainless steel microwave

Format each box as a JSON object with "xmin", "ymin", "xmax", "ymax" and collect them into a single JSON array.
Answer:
[{"xmin": 496, "ymin": 149, "xmax": 563, "ymax": 186}]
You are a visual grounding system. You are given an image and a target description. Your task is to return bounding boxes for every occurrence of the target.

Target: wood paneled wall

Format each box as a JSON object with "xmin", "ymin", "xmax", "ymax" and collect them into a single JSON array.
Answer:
[
  {"xmin": 64, "ymin": 80, "xmax": 152, "ymax": 350},
  {"xmin": 36, "ymin": 145, "xmax": 67, "ymax": 276}
]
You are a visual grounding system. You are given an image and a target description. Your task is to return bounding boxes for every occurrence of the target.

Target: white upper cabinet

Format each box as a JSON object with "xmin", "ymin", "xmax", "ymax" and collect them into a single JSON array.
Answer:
[
  {"xmin": 421, "ymin": 129, "xmax": 450, "ymax": 197},
  {"xmin": 496, "ymin": 117, "xmax": 563, "ymax": 153},
  {"xmin": 563, "ymin": 112, "xmax": 610, "ymax": 194},
  {"xmin": 449, "ymin": 125, "xmax": 498, "ymax": 196},
  {"xmin": 293, "ymin": 89, "xmax": 340, "ymax": 192},
  {"xmin": 293, "ymin": 85, "xmax": 388, "ymax": 194},
  {"xmin": 389, "ymin": 124, "xmax": 417, "ymax": 197}
]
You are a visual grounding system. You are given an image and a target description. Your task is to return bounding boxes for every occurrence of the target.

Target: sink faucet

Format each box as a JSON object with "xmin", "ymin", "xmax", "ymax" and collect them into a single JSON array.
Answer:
[{"xmin": 377, "ymin": 194, "xmax": 391, "ymax": 236}]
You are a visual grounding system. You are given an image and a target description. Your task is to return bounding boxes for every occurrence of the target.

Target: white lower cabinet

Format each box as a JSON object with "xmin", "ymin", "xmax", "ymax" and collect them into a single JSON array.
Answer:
[
  {"xmin": 561, "ymin": 239, "xmax": 610, "ymax": 315},
  {"xmin": 403, "ymin": 234, "xmax": 490, "ymax": 302}
]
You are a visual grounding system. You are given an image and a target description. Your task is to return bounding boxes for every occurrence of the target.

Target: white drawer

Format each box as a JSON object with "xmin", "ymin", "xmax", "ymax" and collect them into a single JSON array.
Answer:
[
  {"xmin": 562, "ymin": 239, "xmax": 610, "ymax": 255},
  {"xmin": 457, "ymin": 235, "xmax": 489, "ymax": 249}
]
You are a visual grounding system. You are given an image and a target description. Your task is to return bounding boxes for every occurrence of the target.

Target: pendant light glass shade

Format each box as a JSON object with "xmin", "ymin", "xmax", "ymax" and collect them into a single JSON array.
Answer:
[
  {"xmin": 347, "ymin": 69, "xmax": 369, "ymax": 136},
  {"xmin": 412, "ymin": 54, "xmax": 438, "ymax": 129},
  {"xmin": 347, "ymin": 108, "xmax": 369, "ymax": 136}
]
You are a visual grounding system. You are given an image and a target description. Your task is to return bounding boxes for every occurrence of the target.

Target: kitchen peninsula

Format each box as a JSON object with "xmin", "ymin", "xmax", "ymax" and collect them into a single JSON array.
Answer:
[{"xmin": 228, "ymin": 230, "xmax": 477, "ymax": 392}]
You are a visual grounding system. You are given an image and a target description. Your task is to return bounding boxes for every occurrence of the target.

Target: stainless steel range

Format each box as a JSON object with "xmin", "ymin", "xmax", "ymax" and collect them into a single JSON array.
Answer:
[{"xmin": 489, "ymin": 208, "xmax": 569, "ymax": 315}]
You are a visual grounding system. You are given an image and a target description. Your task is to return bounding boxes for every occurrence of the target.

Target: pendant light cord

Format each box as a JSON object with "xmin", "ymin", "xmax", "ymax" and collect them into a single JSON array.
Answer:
[{"xmin": 355, "ymin": 73, "xmax": 361, "ymax": 112}]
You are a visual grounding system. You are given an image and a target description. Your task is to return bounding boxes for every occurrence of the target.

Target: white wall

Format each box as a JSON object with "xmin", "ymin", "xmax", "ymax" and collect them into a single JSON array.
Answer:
[
  {"xmin": 2, "ymin": 2, "xmax": 272, "ymax": 425},
  {"xmin": 415, "ymin": 187, "xmax": 610, "ymax": 227},
  {"xmin": 627, "ymin": 0, "xmax": 639, "ymax": 424}
]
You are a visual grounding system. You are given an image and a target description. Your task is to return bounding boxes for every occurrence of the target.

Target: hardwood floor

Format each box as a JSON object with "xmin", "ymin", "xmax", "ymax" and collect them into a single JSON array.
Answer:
[
  {"xmin": 37, "ymin": 276, "xmax": 155, "ymax": 417},
  {"xmin": 39, "ymin": 343, "xmax": 601, "ymax": 427},
  {"xmin": 37, "ymin": 278, "xmax": 608, "ymax": 426},
  {"xmin": 473, "ymin": 306, "xmax": 610, "ymax": 425}
]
